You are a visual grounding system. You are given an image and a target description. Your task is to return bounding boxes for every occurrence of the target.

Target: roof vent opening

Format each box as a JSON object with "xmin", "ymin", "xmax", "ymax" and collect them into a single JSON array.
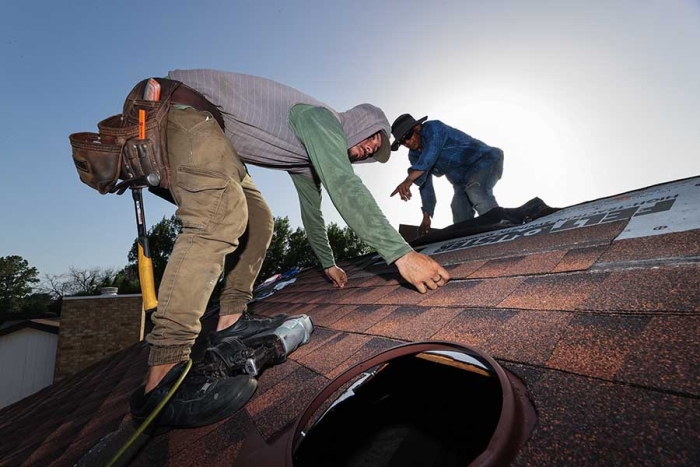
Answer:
[{"xmin": 292, "ymin": 343, "xmax": 535, "ymax": 467}]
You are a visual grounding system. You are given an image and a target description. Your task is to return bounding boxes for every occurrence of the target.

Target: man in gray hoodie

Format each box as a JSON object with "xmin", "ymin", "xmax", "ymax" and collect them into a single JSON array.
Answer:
[{"xmin": 133, "ymin": 70, "xmax": 450, "ymax": 425}]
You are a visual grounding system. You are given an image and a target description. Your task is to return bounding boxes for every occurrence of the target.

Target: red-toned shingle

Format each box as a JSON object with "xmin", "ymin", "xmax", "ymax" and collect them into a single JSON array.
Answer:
[
  {"xmin": 252, "ymin": 373, "xmax": 329, "ymax": 440},
  {"xmin": 546, "ymin": 314, "xmax": 651, "ymax": 379},
  {"xmin": 419, "ymin": 277, "xmax": 526, "ymax": 308},
  {"xmin": 581, "ymin": 266, "xmax": 700, "ymax": 312},
  {"xmin": 286, "ymin": 327, "xmax": 341, "ymax": 360},
  {"xmin": 598, "ymin": 230, "xmax": 700, "ymax": 264},
  {"xmin": 246, "ymin": 366, "xmax": 325, "ymax": 418},
  {"xmin": 430, "ymin": 308, "xmax": 518, "ymax": 349},
  {"xmin": 471, "ymin": 250, "xmax": 567, "ymax": 278},
  {"xmin": 294, "ymin": 333, "xmax": 371, "ymax": 376},
  {"xmin": 330, "ymin": 305, "xmax": 398, "ymax": 333},
  {"xmin": 375, "ymin": 285, "xmax": 431, "ymax": 306},
  {"xmin": 491, "ymin": 310, "xmax": 574, "ymax": 364},
  {"xmin": 552, "ymin": 245, "xmax": 608, "ymax": 272},
  {"xmin": 444, "ymin": 259, "xmax": 488, "ymax": 279},
  {"xmin": 338, "ymin": 285, "xmax": 400, "ymax": 305},
  {"xmin": 366, "ymin": 306, "xmax": 464, "ymax": 341},
  {"xmin": 499, "ymin": 271, "xmax": 609, "ymax": 310},
  {"xmin": 616, "ymin": 315, "xmax": 700, "ymax": 395},
  {"xmin": 307, "ymin": 304, "xmax": 356, "ymax": 327},
  {"xmin": 514, "ymin": 369, "xmax": 699, "ymax": 466},
  {"xmin": 349, "ymin": 273, "xmax": 403, "ymax": 287}
]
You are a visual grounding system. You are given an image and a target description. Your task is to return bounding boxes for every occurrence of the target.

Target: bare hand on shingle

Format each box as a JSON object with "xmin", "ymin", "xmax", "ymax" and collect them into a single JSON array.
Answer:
[
  {"xmin": 395, "ymin": 251, "xmax": 451, "ymax": 293},
  {"xmin": 325, "ymin": 265, "xmax": 348, "ymax": 288}
]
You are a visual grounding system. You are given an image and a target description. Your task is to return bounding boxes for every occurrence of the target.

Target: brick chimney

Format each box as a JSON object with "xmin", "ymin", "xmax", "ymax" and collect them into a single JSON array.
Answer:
[{"xmin": 54, "ymin": 292, "xmax": 144, "ymax": 382}]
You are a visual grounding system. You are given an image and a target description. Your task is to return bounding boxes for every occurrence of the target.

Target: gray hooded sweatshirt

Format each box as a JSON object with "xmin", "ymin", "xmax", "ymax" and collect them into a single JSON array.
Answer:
[
  {"xmin": 168, "ymin": 69, "xmax": 390, "ymax": 179},
  {"xmin": 167, "ymin": 69, "xmax": 411, "ymax": 266}
]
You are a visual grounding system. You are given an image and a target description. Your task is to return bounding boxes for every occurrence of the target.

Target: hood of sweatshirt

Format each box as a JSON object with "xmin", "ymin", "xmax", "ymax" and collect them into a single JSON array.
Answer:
[{"xmin": 339, "ymin": 104, "xmax": 391, "ymax": 163}]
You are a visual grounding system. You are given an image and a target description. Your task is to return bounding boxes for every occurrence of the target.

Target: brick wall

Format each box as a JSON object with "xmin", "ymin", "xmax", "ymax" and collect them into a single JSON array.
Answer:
[{"xmin": 54, "ymin": 294, "xmax": 143, "ymax": 382}]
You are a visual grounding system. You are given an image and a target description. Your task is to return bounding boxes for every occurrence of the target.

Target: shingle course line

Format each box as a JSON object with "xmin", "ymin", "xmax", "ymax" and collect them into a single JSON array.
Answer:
[{"xmin": 500, "ymin": 359, "xmax": 700, "ymax": 400}]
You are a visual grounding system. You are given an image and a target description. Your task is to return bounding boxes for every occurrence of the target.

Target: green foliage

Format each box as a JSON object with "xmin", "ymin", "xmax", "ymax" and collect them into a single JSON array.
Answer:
[
  {"xmin": 0, "ymin": 255, "xmax": 39, "ymax": 314},
  {"xmin": 256, "ymin": 217, "xmax": 373, "ymax": 285},
  {"xmin": 20, "ymin": 293, "xmax": 52, "ymax": 314},
  {"xmin": 326, "ymin": 222, "xmax": 373, "ymax": 262}
]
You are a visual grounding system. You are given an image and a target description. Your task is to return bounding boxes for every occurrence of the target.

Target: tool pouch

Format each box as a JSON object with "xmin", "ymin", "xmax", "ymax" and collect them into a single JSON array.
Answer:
[
  {"xmin": 69, "ymin": 78, "xmax": 224, "ymax": 195},
  {"xmin": 69, "ymin": 132, "xmax": 124, "ymax": 195}
]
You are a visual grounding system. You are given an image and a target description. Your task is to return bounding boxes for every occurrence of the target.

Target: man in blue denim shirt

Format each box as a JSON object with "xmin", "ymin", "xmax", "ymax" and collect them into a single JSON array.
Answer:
[{"xmin": 390, "ymin": 114, "xmax": 504, "ymax": 234}]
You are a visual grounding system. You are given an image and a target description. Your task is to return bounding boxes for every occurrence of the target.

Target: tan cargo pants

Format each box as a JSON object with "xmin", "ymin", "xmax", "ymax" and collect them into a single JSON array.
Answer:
[{"xmin": 147, "ymin": 107, "xmax": 273, "ymax": 365}]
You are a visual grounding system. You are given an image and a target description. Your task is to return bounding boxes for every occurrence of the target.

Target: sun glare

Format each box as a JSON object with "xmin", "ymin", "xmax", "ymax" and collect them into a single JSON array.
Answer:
[{"xmin": 417, "ymin": 90, "xmax": 578, "ymax": 228}]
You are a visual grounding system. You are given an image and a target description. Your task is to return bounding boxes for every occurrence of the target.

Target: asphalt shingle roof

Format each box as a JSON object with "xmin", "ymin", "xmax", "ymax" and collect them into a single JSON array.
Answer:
[{"xmin": 0, "ymin": 176, "xmax": 698, "ymax": 466}]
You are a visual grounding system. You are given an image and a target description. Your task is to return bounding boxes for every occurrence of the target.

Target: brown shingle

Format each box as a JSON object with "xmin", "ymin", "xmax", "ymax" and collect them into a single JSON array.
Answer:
[
  {"xmin": 338, "ymin": 285, "xmax": 400, "ymax": 305},
  {"xmin": 444, "ymin": 259, "xmax": 488, "ymax": 279},
  {"xmin": 248, "ymin": 367, "xmax": 329, "ymax": 440},
  {"xmin": 581, "ymin": 266, "xmax": 700, "ymax": 312},
  {"xmin": 512, "ymin": 367, "xmax": 700, "ymax": 467},
  {"xmin": 366, "ymin": 306, "xmax": 464, "ymax": 341},
  {"xmin": 546, "ymin": 314, "xmax": 651, "ymax": 379},
  {"xmin": 419, "ymin": 277, "xmax": 526, "ymax": 308},
  {"xmin": 616, "ymin": 315, "xmax": 700, "ymax": 395},
  {"xmin": 294, "ymin": 333, "xmax": 371, "ymax": 376},
  {"xmin": 598, "ymin": 230, "xmax": 700, "ymax": 264},
  {"xmin": 331, "ymin": 305, "xmax": 398, "ymax": 333},
  {"xmin": 471, "ymin": 250, "xmax": 568, "ymax": 278},
  {"xmin": 306, "ymin": 304, "xmax": 354, "ymax": 327},
  {"xmin": 348, "ymin": 272, "xmax": 403, "ymax": 288},
  {"xmin": 552, "ymin": 245, "xmax": 608, "ymax": 272},
  {"xmin": 375, "ymin": 285, "xmax": 431, "ymax": 305},
  {"xmin": 247, "ymin": 366, "xmax": 325, "ymax": 418},
  {"xmin": 499, "ymin": 271, "xmax": 609, "ymax": 310},
  {"xmin": 286, "ymin": 327, "xmax": 341, "ymax": 360},
  {"xmin": 492, "ymin": 310, "xmax": 574, "ymax": 364},
  {"xmin": 430, "ymin": 308, "xmax": 518, "ymax": 348}
]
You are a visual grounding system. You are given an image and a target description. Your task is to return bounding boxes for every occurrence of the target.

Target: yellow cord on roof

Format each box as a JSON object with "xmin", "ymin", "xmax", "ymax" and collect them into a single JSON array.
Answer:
[{"xmin": 105, "ymin": 358, "xmax": 192, "ymax": 467}]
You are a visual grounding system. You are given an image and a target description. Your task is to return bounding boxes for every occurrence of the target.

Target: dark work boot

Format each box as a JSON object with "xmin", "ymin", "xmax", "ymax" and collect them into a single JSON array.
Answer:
[
  {"xmin": 130, "ymin": 361, "xmax": 257, "ymax": 428},
  {"xmin": 209, "ymin": 311, "xmax": 288, "ymax": 346}
]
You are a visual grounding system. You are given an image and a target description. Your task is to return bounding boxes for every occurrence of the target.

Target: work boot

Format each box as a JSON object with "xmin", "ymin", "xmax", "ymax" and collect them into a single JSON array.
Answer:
[
  {"xmin": 209, "ymin": 311, "xmax": 288, "ymax": 346},
  {"xmin": 130, "ymin": 361, "xmax": 257, "ymax": 428}
]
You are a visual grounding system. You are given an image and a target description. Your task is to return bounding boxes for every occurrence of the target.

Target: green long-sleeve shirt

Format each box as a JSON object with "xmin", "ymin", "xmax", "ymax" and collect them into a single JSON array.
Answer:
[{"xmin": 288, "ymin": 105, "xmax": 412, "ymax": 268}]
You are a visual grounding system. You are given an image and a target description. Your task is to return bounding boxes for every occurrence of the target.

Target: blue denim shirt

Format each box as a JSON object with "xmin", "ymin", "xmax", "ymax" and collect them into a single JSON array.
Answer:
[{"xmin": 408, "ymin": 120, "xmax": 498, "ymax": 217}]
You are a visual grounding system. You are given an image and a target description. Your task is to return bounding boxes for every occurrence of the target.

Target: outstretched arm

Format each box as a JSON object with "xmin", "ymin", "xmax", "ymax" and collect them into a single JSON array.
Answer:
[
  {"xmin": 290, "ymin": 173, "xmax": 347, "ymax": 288},
  {"xmin": 289, "ymin": 105, "xmax": 450, "ymax": 292}
]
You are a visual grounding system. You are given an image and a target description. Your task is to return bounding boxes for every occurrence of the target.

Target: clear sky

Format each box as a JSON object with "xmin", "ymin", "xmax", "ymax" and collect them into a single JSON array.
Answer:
[{"xmin": 1, "ymin": 0, "xmax": 699, "ymax": 278}]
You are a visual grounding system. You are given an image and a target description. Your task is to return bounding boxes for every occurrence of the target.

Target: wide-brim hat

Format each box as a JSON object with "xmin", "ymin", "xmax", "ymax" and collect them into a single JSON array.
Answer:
[{"xmin": 391, "ymin": 113, "xmax": 428, "ymax": 151}]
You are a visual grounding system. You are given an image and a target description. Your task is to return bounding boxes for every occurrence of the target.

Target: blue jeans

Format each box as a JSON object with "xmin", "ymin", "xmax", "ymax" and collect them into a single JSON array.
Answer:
[{"xmin": 451, "ymin": 149, "xmax": 504, "ymax": 223}]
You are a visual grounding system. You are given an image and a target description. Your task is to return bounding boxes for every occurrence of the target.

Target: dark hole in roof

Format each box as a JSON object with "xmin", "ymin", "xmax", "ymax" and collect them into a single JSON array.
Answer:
[{"xmin": 292, "ymin": 344, "xmax": 535, "ymax": 467}]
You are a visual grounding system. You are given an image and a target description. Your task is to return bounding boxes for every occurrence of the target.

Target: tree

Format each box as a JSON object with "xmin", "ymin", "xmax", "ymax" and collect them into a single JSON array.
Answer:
[
  {"xmin": 0, "ymin": 256, "xmax": 39, "ymax": 314},
  {"xmin": 326, "ymin": 222, "xmax": 373, "ymax": 262},
  {"xmin": 257, "ymin": 217, "xmax": 293, "ymax": 284},
  {"xmin": 255, "ymin": 217, "xmax": 374, "ymax": 286},
  {"xmin": 43, "ymin": 266, "xmax": 118, "ymax": 299}
]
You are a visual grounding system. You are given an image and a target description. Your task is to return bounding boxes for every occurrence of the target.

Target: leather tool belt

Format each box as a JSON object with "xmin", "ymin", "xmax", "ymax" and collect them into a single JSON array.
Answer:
[{"xmin": 69, "ymin": 78, "xmax": 224, "ymax": 195}]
